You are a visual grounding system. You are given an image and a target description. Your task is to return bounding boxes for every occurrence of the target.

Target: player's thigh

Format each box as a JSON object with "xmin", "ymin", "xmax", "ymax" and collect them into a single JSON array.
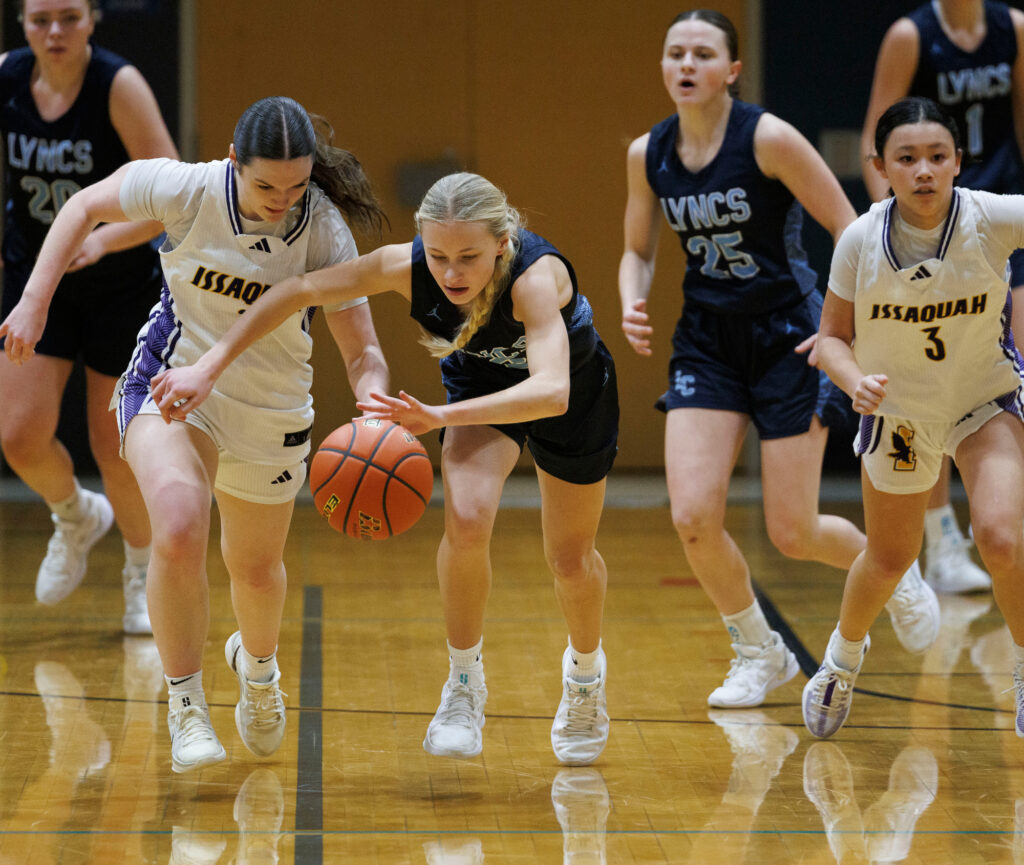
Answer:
[
  {"xmin": 956, "ymin": 413, "xmax": 1024, "ymax": 538},
  {"xmin": 537, "ymin": 466, "xmax": 605, "ymax": 557},
  {"xmin": 215, "ymin": 489, "xmax": 294, "ymax": 576},
  {"xmin": 760, "ymin": 415, "xmax": 828, "ymax": 527},
  {"xmin": 0, "ymin": 353, "xmax": 72, "ymax": 441},
  {"xmin": 124, "ymin": 415, "xmax": 219, "ymax": 528},
  {"xmin": 664, "ymin": 407, "xmax": 747, "ymax": 517},
  {"xmin": 440, "ymin": 424, "xmax": 520, "ymax": 523}
]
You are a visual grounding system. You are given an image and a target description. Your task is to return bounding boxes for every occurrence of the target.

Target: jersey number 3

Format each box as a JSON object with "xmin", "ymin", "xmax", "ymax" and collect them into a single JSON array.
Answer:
[
  {"xmin": 922, "ymin": 326, "xmax": 946, "ymax": 361},
  {"xmin": 686, "ymin": 231, "xmax": 760, "ymax": 280}
]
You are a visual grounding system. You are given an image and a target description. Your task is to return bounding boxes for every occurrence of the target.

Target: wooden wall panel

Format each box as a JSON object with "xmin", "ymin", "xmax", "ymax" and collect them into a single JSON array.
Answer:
[{"xmin": 195, "ymin": 1, "xmax": 748, "ymax": 469}]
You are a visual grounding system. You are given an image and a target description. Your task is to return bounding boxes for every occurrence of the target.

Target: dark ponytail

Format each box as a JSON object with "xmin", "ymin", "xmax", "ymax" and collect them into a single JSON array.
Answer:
[{"xmin": 874, "ymin": 96, "xmax": 962, "ymax": 159}]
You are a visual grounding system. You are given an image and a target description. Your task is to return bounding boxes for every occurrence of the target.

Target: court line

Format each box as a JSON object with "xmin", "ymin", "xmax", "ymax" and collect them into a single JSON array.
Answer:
[
  {"xmin": 753, "ymin": 580, "xmax": 1012, "ymax": 714},
  {"xmin": 0, "ymin": 828, "xmax": 1018, "ymax": 837},
  {"xmin": 295, "ymin": 585, "xmax": 323, "ymax": 865}
]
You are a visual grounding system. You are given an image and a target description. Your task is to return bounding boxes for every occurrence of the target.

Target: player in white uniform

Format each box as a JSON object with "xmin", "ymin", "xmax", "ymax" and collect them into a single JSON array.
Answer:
[
  {"xmin": 802, "ymin": 97, "xmax": 1024, "ymax": 739},
  {"xmin": 0, "ymin": 96, "xmax": 390, "ymax": 772}
]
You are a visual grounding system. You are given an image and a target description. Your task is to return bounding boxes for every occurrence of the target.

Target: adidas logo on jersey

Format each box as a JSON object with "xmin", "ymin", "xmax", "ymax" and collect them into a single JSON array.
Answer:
[
  {"xmin": 271, "ymin": 470, "xmax": 293, "ymax": 485},
  {"xmin": 910, "ymin": 265, "xmax": 932, "ymax": 280},
  {"xmin": 248, "ymin": 238, "xmax": 271, "ymax": 253}
]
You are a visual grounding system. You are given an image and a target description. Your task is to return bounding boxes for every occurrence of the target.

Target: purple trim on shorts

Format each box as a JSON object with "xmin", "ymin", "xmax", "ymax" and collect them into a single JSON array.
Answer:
[
  {"xmin": 117, "ymin": 279, "xmax": 181, "ymax": 437},
  {"xmin": 856, "ymin": 414, "xmax": 884, "ymax": 456}
]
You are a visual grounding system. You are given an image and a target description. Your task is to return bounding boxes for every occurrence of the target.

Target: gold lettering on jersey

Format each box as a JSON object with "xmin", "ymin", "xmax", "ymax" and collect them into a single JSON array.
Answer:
[
  {"xmin": 868, "ymin": 294, "xmax": 986, "ymax": 323},
  {"xmin": 190, "ymin": 266, "xmax": 271, "ymax": 306}
]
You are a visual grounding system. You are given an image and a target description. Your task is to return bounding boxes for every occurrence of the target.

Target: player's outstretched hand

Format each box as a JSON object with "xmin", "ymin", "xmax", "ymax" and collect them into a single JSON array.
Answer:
[
  {"xmin": 852, "ymin": 373, "xmax": 888, "ymax": 415},
  {"xmin": 0, "ymin": 297, "xmax": 48, "ymax": 365},
  {"xmin": 356, "ymin": 390, "xmax": 443, "ymax": 436},
  {"xmin": 621, "ymin": 298, "xmax": 653, "ymax": 356},
  {"xmin": 151, "ymin": 365, "xmax": 216, "ymax": 424}
]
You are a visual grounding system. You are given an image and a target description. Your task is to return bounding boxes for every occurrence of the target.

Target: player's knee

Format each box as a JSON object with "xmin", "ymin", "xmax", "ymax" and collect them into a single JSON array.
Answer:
[
  {"xmin": 225, "ymin": 557, "xmax": 284, "ymax": 592},
  {"xmin": 545, "ymin": 545, "xmax": 591, "ymax": 583},
  {"xmin": 669, "ymin": 501, "xmax": 718, "ymax": 544},
  {"xmin": 0, "ymin": 423, "xmax": 47, "ymax": 468},
  {"xmin": 972, "ymin": 521, "xmax": 1022, "ymax": 575},
  {"xmin": 444, "ymin": 502, "xmax": 496, "ymax": 548},
  {"xmin": 765, "ymin": 518, "xmax": 813, "ymax": 560}
]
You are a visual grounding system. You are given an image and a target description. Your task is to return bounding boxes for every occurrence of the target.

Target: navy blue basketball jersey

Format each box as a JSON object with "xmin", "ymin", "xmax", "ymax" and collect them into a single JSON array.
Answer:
[
  {"xmin": 409, "ymin": 228, "xmax": 598, "ymax": 381},
  {"xmin": 645, "ymin": 100, "xmax": 817, "ymax": 315},
  {"xmin": 908, "ymin": 1, "xmax": 1024, "ymax": 193},
  {"xmin": 0, "ymin": 45, "xmax": 154, "ymax": 278}
]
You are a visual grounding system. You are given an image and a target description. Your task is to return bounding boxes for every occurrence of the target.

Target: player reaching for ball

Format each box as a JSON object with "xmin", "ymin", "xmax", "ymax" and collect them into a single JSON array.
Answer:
[
  {"xmin": 0, "ymin": 96, "xmax": 389, "ymax": 773},
  {"xmin": 149, "ymin": 171, "xmax": 620, "ymax": 767}
]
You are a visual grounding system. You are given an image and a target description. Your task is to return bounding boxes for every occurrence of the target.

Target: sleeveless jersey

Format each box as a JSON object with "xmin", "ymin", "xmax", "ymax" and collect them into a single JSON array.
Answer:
[
  {"xmin": 645, "ymin": 100, "xmax": 818, "ymax": 315},
  {"xmin": 908, "ymin": 1, "xmax": 1024, "ymax": 193},
  {"xmin": 843, "ymin": 189, "xmax": 1023, "ymax": 422},
  {"xmin": 120, "ymin": 159, "xmax": 328, "ymax": 463},
  {"xmin": 409, "ymin": 228, "xmax": 598, "ymax": 381},
  {"xmin": 0, "ymin": 44, "xmax": 154, "ymax": 279}
]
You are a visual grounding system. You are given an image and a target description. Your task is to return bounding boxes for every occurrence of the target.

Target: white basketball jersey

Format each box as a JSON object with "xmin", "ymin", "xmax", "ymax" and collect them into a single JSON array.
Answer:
[
  {"xmin": 845, "ymin": 189, "xmax": 1023, "ymax": 422},
  {"xmin": 120, "ymin": 159, "xmax": 346, "ymax": 462}
]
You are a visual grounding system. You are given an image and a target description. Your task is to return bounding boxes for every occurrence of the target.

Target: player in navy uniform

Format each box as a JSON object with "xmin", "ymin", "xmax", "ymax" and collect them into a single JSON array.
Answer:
[
  {"xmin": 0, "ymin": 0, "xmax": 177, "ymax": 631},
  {"xmin": 619, "ymin": 9, "xmax": 940, "ymax": 709},
  {"xmin": 804, "ymin": 97, "xmax": 1024, "ymax": 738},
  {"xmin": 146, "ymin": 171, "xmax": 620, "ymax": 767},
  {"xmin": 861, "ymin": 0, "xmax": 1024, "ymax": 594},
  {"xmin": 1, "ymin": 96, "xmax": 390, "ymax": 773}
]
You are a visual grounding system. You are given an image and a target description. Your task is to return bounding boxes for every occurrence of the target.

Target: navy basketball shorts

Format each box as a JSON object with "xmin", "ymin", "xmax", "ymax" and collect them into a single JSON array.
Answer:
[
  {"xmin": 440, "ymin": 340, "xmax": 619, "ymax": 485},
  {"xmin": 1009, "ymin": 249, "xmax": 1024, "ymax": 288},
  {"xmin": 657, "ymin": 290, "xmax": 846, "ymax": 440},
  {"xmin": 1, "ymin": 259, "xmax": 161, "ymax": 377}
]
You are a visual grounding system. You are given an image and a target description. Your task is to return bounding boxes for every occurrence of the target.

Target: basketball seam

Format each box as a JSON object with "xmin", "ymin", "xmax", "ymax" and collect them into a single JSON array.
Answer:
[
  {"xmin": 341, "ymin": 422, "xmax": 398, "ymax": 537},
  {"xmin": 312, "ymin": 421, "xmax": 431, "ymax": 539}
]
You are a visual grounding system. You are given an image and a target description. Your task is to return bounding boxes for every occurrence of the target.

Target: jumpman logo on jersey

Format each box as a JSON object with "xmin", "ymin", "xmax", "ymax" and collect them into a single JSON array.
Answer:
[
  {"xmin": 427, "ymin": 304, "xmax": 443, "ymax": 321},
  {"xmin": 248, "ymin": 238, "xmax": 271, "ymax": 253},
  {"xmin": 658, "ymin": 157, "xmax": 670, "ymax": 173},
  {"xmin": 910, "ymin": 264, "xmax": 932, "ymax": 281}
]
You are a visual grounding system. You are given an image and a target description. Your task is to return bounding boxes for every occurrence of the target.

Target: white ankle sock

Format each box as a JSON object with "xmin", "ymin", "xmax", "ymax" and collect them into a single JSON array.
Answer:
[
  {"xmin": 448, "ymin": 639, "xmax": 483, "ymax": 684},
  {"xmin": 240, "ymin": 643, "xmax": 277, "ymax": 683},
  {"xmin": 123, "ymin": 541, "xmax": 151, "ymax": 569},
  {"xmin": 49, "ymin": 481, "xmax": 84, "ymax": 522},
  {"xmin": 166, "ymin": 669, "xmax": 204, "ymax": 707},
  {"xmin": 924, "ymin": 504, "xmax": 961, "ymax": 548},
  {"xmin": 828, "ymin": 627, "xmax": 867, "ymax": 672},
  {"xmin": 568, "ymin": 640, "xmax": 602, "ymax": 683},
  {"xmin": 723, "ymin": 601, "xmax": 772, "ymax": 646}
]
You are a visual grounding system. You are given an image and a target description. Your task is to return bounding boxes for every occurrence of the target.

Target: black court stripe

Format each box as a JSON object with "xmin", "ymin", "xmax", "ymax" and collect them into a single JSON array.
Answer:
[
  {"xmin": 752, "ymin": 579, "xmax": 1010, "ymax": 715},
  {"xmin": 295, "ymin": 585, "xmax": 323, "ymax": 864},
  {"xmin": 753, "ymin": 579, "xmax": 821, "ymax": 677}
]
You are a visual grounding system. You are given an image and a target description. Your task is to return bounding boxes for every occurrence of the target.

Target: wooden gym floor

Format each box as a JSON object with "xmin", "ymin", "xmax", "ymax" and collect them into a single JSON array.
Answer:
[{"xmin": 0, "ymin": 473, "xmax": 1020, "ymax": 864}]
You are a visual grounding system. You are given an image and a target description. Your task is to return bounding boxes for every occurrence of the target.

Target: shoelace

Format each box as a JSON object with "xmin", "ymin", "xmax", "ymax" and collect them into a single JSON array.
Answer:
[
  {"xmin": 246, "ymin": 683, "xmax": 288, "ymax": 729},
  {"xmin": 172, "ymin": 704, "xmax": 215, "ymax": 747},
  {"xmin": 809, "ymin": 666, "xmax": 855, "ymax": 708},
  {"xmin": 562, "ymin": 685, "xmax": 601, "ymax": 733},
  {"xmin": 45, "ymin": 513, "xmax": 94, "ymax": 568},
  {"xmin": 437, "ymin": 682, "xmax": 482, "ymax": 728},
  {"xmin": 722, "ymin": 643, "xmax": 765, "ymax": 683}
]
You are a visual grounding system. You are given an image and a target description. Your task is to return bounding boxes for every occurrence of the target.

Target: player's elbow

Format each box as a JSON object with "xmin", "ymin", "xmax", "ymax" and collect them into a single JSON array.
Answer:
[{"xmin": 543, "ymin": 381, "xmax": 571, "ymax": 417}]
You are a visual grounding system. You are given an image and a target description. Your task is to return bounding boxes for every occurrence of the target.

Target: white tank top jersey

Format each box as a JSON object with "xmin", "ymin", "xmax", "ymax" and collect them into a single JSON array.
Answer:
[
  {"xmin": 828, "ymin": 188, "xmax": 1024, "ymax": 422},
  {"xmin": 119, "ymin": 157, "xmax": 365, "ymax": 462}
]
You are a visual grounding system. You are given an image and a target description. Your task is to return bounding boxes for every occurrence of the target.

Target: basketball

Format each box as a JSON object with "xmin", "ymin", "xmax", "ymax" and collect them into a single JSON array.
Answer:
[{"xmin": 309, "ymin": 418, "xmax": 433, "ymax": 540}]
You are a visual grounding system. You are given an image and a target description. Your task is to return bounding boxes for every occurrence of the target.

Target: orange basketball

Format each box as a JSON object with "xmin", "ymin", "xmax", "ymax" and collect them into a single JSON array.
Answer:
[{"xmin": 309, "ymin": 418, "xmax": 433, "ymax": 540}]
